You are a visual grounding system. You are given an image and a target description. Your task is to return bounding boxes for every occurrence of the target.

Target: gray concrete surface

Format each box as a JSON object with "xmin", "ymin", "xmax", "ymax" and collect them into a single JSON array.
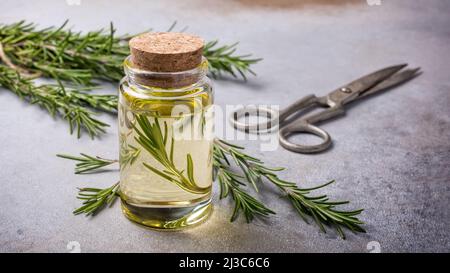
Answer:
[{"xmin": 0, "ymin": 0, "xmax": 449, "ymax": 252}]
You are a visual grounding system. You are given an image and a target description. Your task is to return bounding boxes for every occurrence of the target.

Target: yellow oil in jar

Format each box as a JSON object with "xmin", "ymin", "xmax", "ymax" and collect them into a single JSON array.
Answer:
[{"xmin": 118, "ymin": 67, "xmax": 214, "ymax": 229}]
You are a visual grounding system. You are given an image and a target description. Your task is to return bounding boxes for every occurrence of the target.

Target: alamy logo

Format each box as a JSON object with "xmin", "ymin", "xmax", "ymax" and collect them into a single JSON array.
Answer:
[
  {"xmin": 366, "ymin": 241, "xmax": 381, "ymax": 253},
  {"xmin": 67, "ymin": 241, "xmax": 81, "ymax": 253},
  {"xmin": 366, "ymin": 0, "xmax": 382, "ymax": 6},
  {"xmin": 66, "ymin": 0, "xmax": 81, "ymax": 6}
]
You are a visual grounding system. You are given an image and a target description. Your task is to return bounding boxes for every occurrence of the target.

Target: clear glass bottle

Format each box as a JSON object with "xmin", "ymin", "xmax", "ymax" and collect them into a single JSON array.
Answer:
[{"xmin": 118, "ymin": 32, "xmax": 214, "ymax": 229}]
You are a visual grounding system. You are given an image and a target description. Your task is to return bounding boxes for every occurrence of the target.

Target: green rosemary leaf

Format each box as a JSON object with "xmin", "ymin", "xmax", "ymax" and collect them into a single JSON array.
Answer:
[
  {"xmin": 186, "ymin": 154, "xmax": 195, "ymax": 183},
  {"xmin": 162, "ymin": 121, "xmax": 168, "ymax": 145},
  {"xmin": 119, "ymin": 144, "xmax": 141, "ymax": 169},
  {"xmin": 73, "ymin": 182, "xmax": 119, "ymax": 216},
  {"xmin": 57, "ymin": 153, "xmax": 118, "ymax": 174},
  {"xmin": 298, "ymin": 180, "xmax": 336, "ymax": 191},
  {"xmin": 169, "ymin": 135, "xmax": 175, "ymax": 162},
  {"xmin": 166, "ymin": 21, "xmax": 177, "ymax": 32},
  {"xmin": 216, "ymin": 138, "xmax": 244, "ymax": 150},
  {"xmin": 143, "ymin": 162, "xmax": 177, "ymax": 183}
]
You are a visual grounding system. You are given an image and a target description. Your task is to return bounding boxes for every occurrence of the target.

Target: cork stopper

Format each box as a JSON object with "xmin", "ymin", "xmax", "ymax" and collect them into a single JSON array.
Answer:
[{"xmin": 129, "ymin": 32, "xmax": 204, "ymax": 72}]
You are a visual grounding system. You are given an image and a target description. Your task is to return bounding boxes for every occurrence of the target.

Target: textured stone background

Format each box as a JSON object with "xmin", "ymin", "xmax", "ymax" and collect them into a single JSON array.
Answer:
[{"xmin": 0, "ymin": 0, "xmax": 449, "ymax": 252}]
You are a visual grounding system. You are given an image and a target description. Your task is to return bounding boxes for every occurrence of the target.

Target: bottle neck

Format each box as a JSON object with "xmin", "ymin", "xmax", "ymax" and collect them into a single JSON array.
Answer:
[{"xmin": 123, "ymin": 56, "xmax": 208, "ymax": 92}]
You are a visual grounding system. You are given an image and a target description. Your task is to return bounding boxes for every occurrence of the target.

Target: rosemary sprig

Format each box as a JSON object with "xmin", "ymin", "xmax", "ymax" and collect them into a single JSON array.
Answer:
[
  {"xmin": 119, "ymin": 143, "xmax": 141, "ymax": 169},
  {"xmin": 133, "ymin": 115, "xmax": 209, "ymax": 194},
  {"xmin": 73, "ymin": 182, "xmax": 120, "ymax": 216},
  {"xmin": 0, "ymin": 65, "xmax": 110, "ymax": 138},
  {"xmin": 0, "ymin": 20, "xmax": 128, "ymax": 84},
  {"xmin": 64, "ymin": 89, "xmax": 118, "ymax": 113},
  {"xmin": 214, "ymin": 139, "xmax": 365, "ymax": 239},
  {"xmin": 60, "ymin": 139, "xmax": 364, "ymax": 238},
  {"xmin": 57, "ymin": 153, "xmax": 118, "ymax": 174},
  {"xmin": 213, "ymin": 139, "xmax": 275, "ymax": 222},
  {"xmin": 214, "ymin": 164, "xmax": 275, "ymax": 222},
  {"xmin": 60, "ymin": 143, "xmax": 274, "ymax": 223},
  {"xmin": 0, "ymin": 20, "xmax": 261, "ymax": 85},
  {"xmin": 204, "ymin": 40, "xmax": 262, "ymax": 80}
]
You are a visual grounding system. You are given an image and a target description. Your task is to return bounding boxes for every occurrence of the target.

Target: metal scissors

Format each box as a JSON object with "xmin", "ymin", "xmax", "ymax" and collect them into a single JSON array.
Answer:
[{"xmin": 230, "ymin": 64, "xmax": 421, "ymax": 153}]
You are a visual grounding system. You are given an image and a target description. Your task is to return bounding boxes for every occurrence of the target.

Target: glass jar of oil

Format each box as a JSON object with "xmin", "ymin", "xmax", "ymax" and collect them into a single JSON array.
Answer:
[{"xmin": 118, "ymin": 32, "xmax": 214, "ymax": 229}]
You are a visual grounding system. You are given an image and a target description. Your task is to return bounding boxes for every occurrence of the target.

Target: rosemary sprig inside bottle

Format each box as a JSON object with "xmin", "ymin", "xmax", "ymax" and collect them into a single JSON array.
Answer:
[
  {"xmin": 119, "ymin": 142, "xmax": 141, "ymax": 170},
  {"xmin": 133, "ymin": 115, "xmax": 209, "ymax": 195},
  {"xmin": 59, "ymin": 139, "xmax": 365, "ymax": 239}
]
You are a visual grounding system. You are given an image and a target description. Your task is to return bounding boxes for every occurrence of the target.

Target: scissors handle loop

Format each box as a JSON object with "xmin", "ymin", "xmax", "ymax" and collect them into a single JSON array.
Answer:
[
  {"xmin": 230, "ymin": 105, "xmax": 280, "ymax": 133},
  {"xmin": 230, "ymin": 95, "xmax": 320, "ymax": 133},
  {"xmin": 278, "ymin": 106, "xmax": 345, "ymax": 153},
  {"xmin": 279, "ymin": 122, "xmax": 332, "ymax": 153}
]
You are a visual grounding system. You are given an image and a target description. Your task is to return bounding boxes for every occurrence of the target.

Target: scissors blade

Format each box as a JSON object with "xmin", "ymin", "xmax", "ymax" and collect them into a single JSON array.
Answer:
[
  {"xmin": 358, "ymin": 68, "xmax": 421, "ymax": 99},
  {"xmin": 340, "ymin": 64, "xmax": 408, "ymax": 105}
]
